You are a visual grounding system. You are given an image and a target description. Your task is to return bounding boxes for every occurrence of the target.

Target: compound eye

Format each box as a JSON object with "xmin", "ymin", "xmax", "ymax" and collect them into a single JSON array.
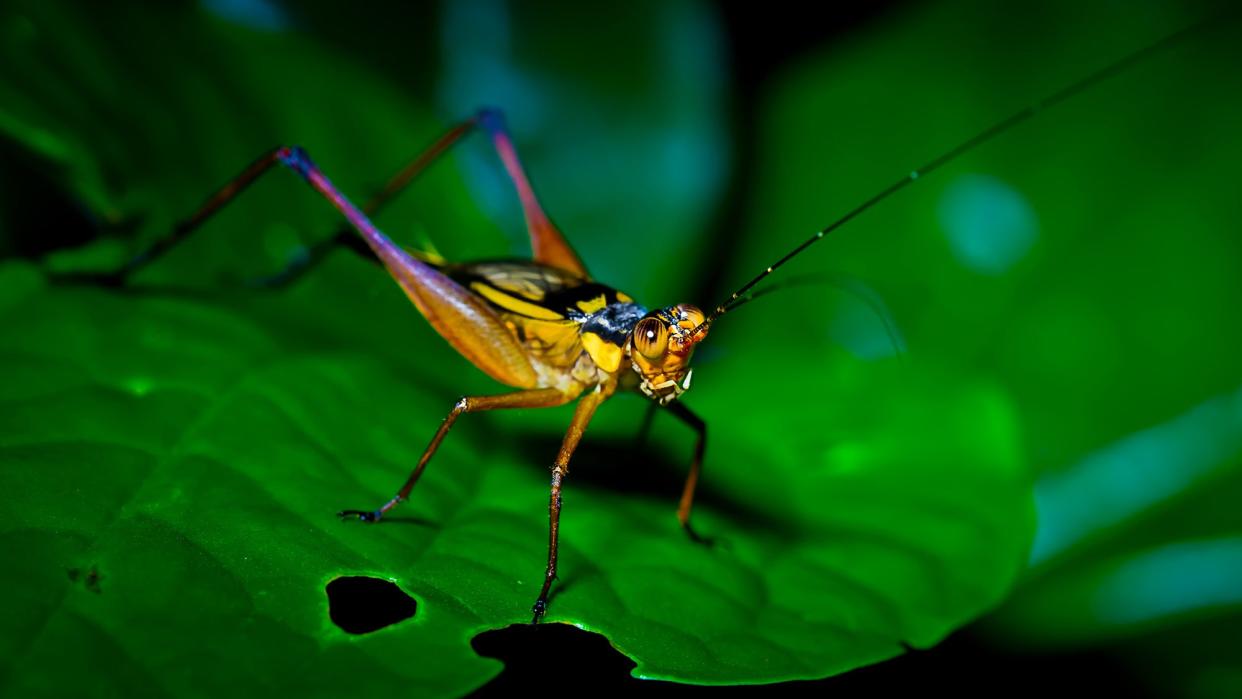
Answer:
[
  {"xmin": 675, "ymin": 304, "xmax": 705, "ymax": 330},
  {"xmin": 633, "ymin": 317, "xmax": 669, "ymax": 359}
]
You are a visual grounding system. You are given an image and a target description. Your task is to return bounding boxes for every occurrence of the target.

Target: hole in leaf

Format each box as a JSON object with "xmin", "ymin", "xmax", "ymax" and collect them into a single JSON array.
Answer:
[
  {"xmin": 472, "ymin": 623, "xmax": 644, "ymax": 693},
  {"xmin": 474, "ymin": 624, "xmax": 1161, "ymax": 692},
  {"xmin": 66, "ymin": 565, "xmax": 104, "ymax": 593},
  {"xmin": 325, "ymin": 576, "xmax": 417, "ymax": 634}
]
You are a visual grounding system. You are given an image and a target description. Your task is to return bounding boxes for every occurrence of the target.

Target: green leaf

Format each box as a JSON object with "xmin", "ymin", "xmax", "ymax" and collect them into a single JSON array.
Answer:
[{"xmin": 0, "ymin": 261, "xmax": 1031, "ymax": 691}]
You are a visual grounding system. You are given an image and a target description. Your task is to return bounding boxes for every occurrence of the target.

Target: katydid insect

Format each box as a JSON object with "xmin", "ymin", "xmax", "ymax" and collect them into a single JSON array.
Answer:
[{"xmin": 63, "ymin": 17, "xmax": 1217, "ymax": 624}]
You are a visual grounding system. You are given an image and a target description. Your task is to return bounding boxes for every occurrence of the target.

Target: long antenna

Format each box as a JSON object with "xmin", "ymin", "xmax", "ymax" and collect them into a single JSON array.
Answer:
[{"xmin": 701, "ymin": 14, "xmax": 1223, "ymax": 327}]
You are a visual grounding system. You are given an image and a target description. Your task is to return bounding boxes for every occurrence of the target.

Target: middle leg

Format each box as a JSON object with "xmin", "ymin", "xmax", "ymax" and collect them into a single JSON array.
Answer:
[{"xmin": 339, "ymin": 387, "xmax": 575, "ymax": 522}]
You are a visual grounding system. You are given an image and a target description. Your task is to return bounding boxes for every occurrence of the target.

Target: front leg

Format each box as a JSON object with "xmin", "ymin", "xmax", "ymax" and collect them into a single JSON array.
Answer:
[
  {"xmin": 665, "ymin": 401, "xmax": 708, "ymax": 542},
  {"xmin": 531, "ymin": 388, "xmax": 608, "ymax": 623}
]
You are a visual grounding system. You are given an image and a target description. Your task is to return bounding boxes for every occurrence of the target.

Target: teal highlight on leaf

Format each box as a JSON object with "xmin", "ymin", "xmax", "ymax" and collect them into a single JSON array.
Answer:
[
  {"xmin": 937, "ymin": 174, "xmax": 1038, "ymax": 275},
  {"xmin": 829, "ymin": 300, "xmax": 902, "ymax": 360},
  {"xmin": 824, "ymin": 277, "xmax": 906, "ymax": 361},
  {"xmin": 1031, "ymin": 384, "xmax": 1242, "ymax": 564},
  {"xmin": 1092, "ymin": 537, "xmax": 1242, "ymax": 625},
  {"xmin": 200, "ymin": 0, "xmax": 290, "ymax": 31}
]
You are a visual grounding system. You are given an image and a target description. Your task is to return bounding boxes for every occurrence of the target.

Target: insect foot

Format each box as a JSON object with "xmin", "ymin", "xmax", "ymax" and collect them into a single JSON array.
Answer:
[
  {"xmin": 337, "ymin": 509, "xmax": 383, "ymax": 523},
  {"xmin": 530, "ymin": 598, "xmax": 547, "ymax": 625}
]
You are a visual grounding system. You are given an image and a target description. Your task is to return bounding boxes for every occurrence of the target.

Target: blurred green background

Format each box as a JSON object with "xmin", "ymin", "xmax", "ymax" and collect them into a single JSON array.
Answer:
[{"xmin": 1, "ymin": 0, "xmax": 1240, "ymax": 696}]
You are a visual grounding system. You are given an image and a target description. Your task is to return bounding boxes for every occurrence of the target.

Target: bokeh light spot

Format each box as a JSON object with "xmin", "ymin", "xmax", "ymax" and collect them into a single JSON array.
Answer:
[
  {"xmin": 937, "ymin": 174, "xmax": 1038, "ymax": 274},
  {"xmin": 124, "ymin": 377, "xmax": 154, "ymax": 396}
]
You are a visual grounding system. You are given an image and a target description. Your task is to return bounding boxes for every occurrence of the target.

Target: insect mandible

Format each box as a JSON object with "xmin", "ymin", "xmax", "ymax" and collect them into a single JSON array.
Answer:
[{"xmin": 66, "ymin": 18, "xmax": 1215, "ymax": 623}]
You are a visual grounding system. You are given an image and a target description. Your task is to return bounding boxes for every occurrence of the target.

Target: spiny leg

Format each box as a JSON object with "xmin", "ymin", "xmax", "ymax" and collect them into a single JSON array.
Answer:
[
  {"xmin": 532, "ymin": 389, "xmax": 607, "ymax": 623},
  {"xmin": 475, "ymin": 109, "xmax": 588, "ymax": 278},
  {"xmin": 48, "ymin": 147, "xmax": 285, "ymax": 286},
  {"xmin": 665, "ymin": 400, "xmax": 709, "ymax": 543},
  {"xmin": 634, "ymin": 400, "xmax": 659, "ymax": 448},
  {"xmin": 256, "ymin": 121, "xmax": 475, "ymax": 287},
  {"xmin": 253, "ymin": 108, "xmax": 579, "ymax": 286},
  {"xmin": 339, "ymin": 387, "xmax": 573, "ymax": 522},
  {"xmin": 58, "ymin": 109, "xmax": 584, "ymax": 288},
  {"xmin": 57, "ymin": 121, "xmax": 474, "ymax": 287}
]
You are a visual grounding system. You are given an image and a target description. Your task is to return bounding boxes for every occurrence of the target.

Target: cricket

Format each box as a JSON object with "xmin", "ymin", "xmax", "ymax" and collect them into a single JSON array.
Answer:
[{"xmin": 59, "ymin": 16, "xmax": 1216, "ymax": 625}]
